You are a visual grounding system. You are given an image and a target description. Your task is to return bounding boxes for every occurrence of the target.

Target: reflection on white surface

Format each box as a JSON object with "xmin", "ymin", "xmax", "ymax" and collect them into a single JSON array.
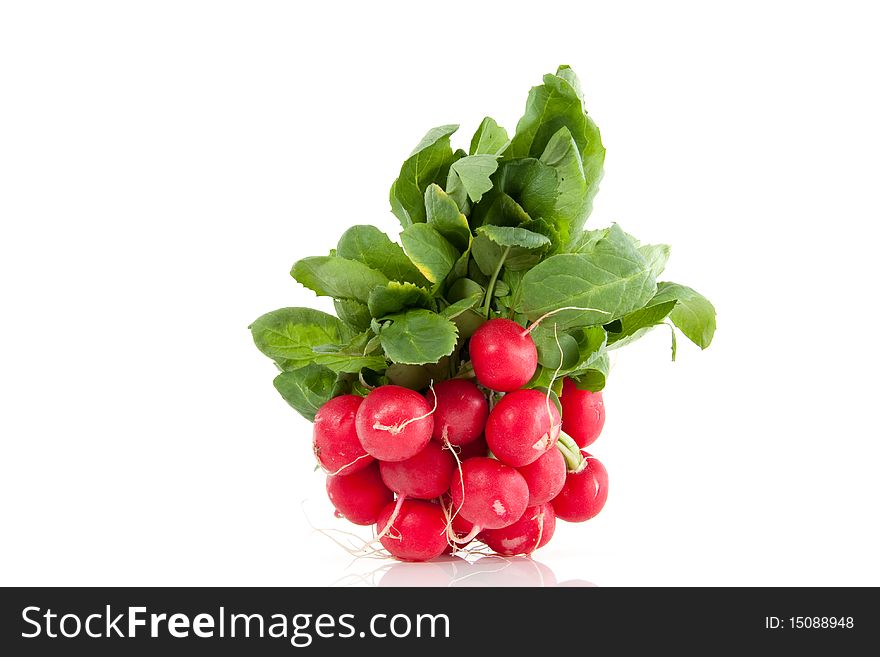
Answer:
[{"xmin": 333, "ymin": 556, "xmax": 596, "ymax": 587}]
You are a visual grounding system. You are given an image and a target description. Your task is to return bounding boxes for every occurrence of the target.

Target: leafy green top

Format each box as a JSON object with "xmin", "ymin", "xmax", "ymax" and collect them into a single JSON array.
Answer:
[{"xmin": 251, "ymin": 66, "xmax": 716, "ymax": 419}]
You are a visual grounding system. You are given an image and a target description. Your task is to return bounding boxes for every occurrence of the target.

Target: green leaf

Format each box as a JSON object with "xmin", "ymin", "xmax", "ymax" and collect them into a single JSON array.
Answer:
[
  {"xmin": 467, "ymin": 257, "xmax": 489, "ymax": 285},
  {"xmin": 526, "ymin": 371, "xmax": 565, "ymax": 398},
  {"xmin": 447, "ymin": 277, "xmax": 484, "ymax": 302},
  {"xmin": 291, "ymin": 256, "xmax": 389, "ymax": 300},
  {"xmin": 337, "ymin": 225, "xmax": 429, "ymax": 285},
  {"xmin": 639, "ymin": 243, "xmax": 671, "ymax": 280},
  {"xmin": 570, "ymin": 361, "xmax": 608, "ymax": 392},
  {"xmin": 447, "ymin": 148, "xmax": 468, "ymax": 215},
  {"xmin": 390, "ymin": 124, "xmax": 458, "ymax": 227},
  {"xmin": 311, "ymin": 352, "xmax": 387, "ymax": 373},
  {"xmin": 539, "ymin": 127, "xmax": 589, "ymax": 245},
  {"xmin": 566, "ymin": 326, "xmax": 609, "ymax": 391},
  {"xmin": 399, "ymin": 224, "xmax": 460, "ymax": 285},
  {"xmin": 510, "ymin": 72, "xmax": 590, "ymax": 158},
  {"xmin": 450, "ymin": 246, "xmax": 471, "ymax": 281},
  {"xmin": 389, "ymin": 180, "xmax": 409, "ymax": 226},
  {"xmin": 469, "ymin": 117, "xmax": 510, "ymax": 156},
  {"xmin": 606, "ymin": 299, "xmax": 678, "ymax": 348},
  {"xmin": 273, "ymin": 365, "xmax": 339, "ymax": 421},
  {"xmin": 571, "ymin": 226, "xmax": 607, "ymax": 253},
  {"xmin": 309, "ymin": 332, "xmax": 387, "ymax": 373},
  {"xmin": 424, "ymin": 184, "xmax": 471, "ymax": 251},
  {"xmin": 500, "ymin": 268, "xmax": 526, "ymax": 314},
  {"xmin": 521, "ymin": 224, "xmax": 656, "ymax": 326},
  {"xmin": 508, "ymin": 69, "xmax": 604, "ymax": 222},
  {"xmin": 311, "ymin": 353, "xmax": 386, "ymax": 373},
  {"xmin": 555, "ymin": 65, "xmax": 585, "ymax": 103},
  {"xmin": 471, "ymin": 192, "xmax": 532, "ymax": 229},
  {"xmin": 570, "ymin": 326, "xmax": 607, "ymax": 369},
  {"xmin": 385, "ymin": 363, "xmax": 432, "ymax": 391},
  {"xmin": 250, "ymin": 307, "xmax": 353, "ymax": 370},
  {"xmin": 472, "ymin": 233, "xmax": 547, "ymax": 275},
  {"xmin": 521, "ymin": 217, "xmax": 562, "ymax": 249},
  {"xmin": 379, "ymin": 309, "xmax": 459, "ymax": 365},
  {"xmin": 652, "ymin": 282, "xmax": 716, "ymax": 349},
  {"xmin": 472, "ymin": 233, "xmax": 543, "ymax": 275},
  {"xmin": 530, "ymin": 324, "xmax": 580, "ymax": 370},
  {"xmin": 441, "ymin": 293, "xmax": 483, "ymax": 319},
  {"xmin": 498, "ymin": 158, "xmax": 558, "ymax": 220},
  {"xmin": 333, "ymin": 298, "xmax": 372, "ymax": 332},
  {"xmin": 364, "ymin": 334, "xmax": 383, "ymax": 354},
  {"xmin": 476, "ymin": 224, "xmax": 551, "ymax": 249},
  {"xmin": 445, "ymin": 173, "xmax": 468, "ymax": 214},
  {"xmin": 447, "ymin": 155, "xmax": 500, "ymax": 204},
  {"xmin": 471, "ymin": 217, "xmax": 552, "ymax": 276},
  {"xmin": 367, "ymin": 281, "xmax": 433, "ymax": 318}
]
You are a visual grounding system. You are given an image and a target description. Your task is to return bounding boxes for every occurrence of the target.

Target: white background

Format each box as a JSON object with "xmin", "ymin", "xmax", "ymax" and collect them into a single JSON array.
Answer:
[{"xmin": 2, "ymin": 1, "xmax": 879, "ymax": 586}]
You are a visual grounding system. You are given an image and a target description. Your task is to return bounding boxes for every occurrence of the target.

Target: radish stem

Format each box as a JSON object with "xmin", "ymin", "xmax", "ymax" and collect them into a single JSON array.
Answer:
[
  {"xmin": 454, "ymin": 361, "xmax": 476, "ymax": 380},
  {"xmin": 482, "ymin": 246, "xmax": 511, "ymax": 319},
  {"xmin": 556, "ymin": 431, "xmax": 586, "ymax": 473}
]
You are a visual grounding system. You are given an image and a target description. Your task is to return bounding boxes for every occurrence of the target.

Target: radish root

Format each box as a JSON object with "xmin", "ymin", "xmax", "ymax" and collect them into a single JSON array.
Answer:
[
  {"xmin": 454, "ymin": 524, "xmax": 482, "ymax": 544},
  {"xmin": 540, "ymin": 322, "xmax": 564, "ymax": 449},
  {"xmin": 372, "ymin": 380, "xmax": 438, "ymax": 435},
  {"xmin": 521, "ymin": 305, "xmax": 611, "ymax": 337},
  {"xmin": 300, "ymin": 499, "xmax": 395, "ymax": 559},
  {"xmin": 441, "ymin": 439, "xmax": 466, "ymax": 537},
  {"xmin": 322, "ymin": 452, "xmax": 372, "ymax": 477},
  {"xmin": 374, "ymin": 494, "xmax": 406, "ymax": 543}
]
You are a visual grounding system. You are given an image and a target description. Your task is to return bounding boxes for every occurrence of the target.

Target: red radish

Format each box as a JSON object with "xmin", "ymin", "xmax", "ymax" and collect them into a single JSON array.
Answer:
[
  {"xmin": 455, "ymin": 434, "xmax": 488, "ymax": 461},
  {"xmin": 485, "ymin": 388, "xmax": 561, "ymax": 467},
  {"xmin": 552, "ymin": 453, "xmax": 609, "ymax": 522},
  {"xmin": 426, "ymin": 379, "xmax": 488, "ymax": 447},
  {"xmin": 380, "ymin": 440, "xmax": 455, "ymax": 500},
  {"xmin": 376, "ymin": 499, "xmax": 448, "ymax": 562},
  {"xmin": 355, "ymin": 385, "xmax": 434, "ymax": 462},
  {"xmin": 537, "ymin": 509, "xmax": 555, "ymax": 548},
  {"xmin": 313, "ymin": 395, "xmax": 373, "ymax": 475},
  {"xmin": 480, "ymin": 503, "xmax": 556, "ymax": 555},
  {"xmin": 449, "ymin": 457, "xmax": 529, "ymax": 531},
  {"xmin": 561, "ymin": 378, "xmax": 606, "ymax": 448},
  {"xmin": 326, "ymin": 462, "xmax": 392, "ymax": 526},
  {"xmin": 517, "ymin": 447, "xmax": 566, "ymax": 505},
  {"xmin": 469, "ymin": 318, "xmax": 538, "ymax": 392}
]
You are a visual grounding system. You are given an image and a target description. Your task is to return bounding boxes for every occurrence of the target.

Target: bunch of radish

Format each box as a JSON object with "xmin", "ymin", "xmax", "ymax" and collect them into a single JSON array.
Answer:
[
  {"xmin": 251, "ymin": 66, "xmax": 715, "ymax": 562},
  {"xmin": 315, "ymin": 317, "xmax": 608, "ymax": 561}
]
